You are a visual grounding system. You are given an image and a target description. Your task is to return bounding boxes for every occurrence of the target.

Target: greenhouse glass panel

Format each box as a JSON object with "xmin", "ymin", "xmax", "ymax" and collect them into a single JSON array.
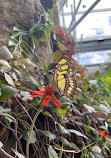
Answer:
[
  {"xmin": 76, "ymin": 50, "xmax": 111, "ymax": 65},
  {"xmin": 76, "ymin": 11, "xmax": 111, "ymax": 39}
]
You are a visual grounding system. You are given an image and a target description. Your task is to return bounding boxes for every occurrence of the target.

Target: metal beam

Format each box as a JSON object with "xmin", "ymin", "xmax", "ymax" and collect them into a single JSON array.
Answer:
[
  {"xmin": 68, "ymin": 0, "xmax": 82, "ymax": 30},
  {"xmin": 84, "ymin": 63, "xmax": 103, "ymax": 67},
  {"xmin": 69, "ymin": 0, "xmax": 101, "ymax": 32},
  {"xmin": 61, "ymin": 8, "xmax": 65, "ymax": 27},
  {"xmin": 61, "ymin": 8, "xmax": 111, "ymax": 16},
  {"xmin": 75, "ymin": 36, "xmax": 111, "ymax": 53}
]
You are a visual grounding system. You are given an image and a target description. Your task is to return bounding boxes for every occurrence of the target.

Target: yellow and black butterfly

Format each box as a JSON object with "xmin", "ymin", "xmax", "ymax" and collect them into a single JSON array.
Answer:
[{"xmin": 53, "ymin": 53, "xmax": 77, "ymax": 97}]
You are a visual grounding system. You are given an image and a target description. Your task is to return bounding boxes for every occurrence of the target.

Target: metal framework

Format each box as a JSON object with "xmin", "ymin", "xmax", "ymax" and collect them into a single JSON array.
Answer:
[
  {"xmin": 59, "ymin": 0, "xmax": 111, "ymax": 53},
  {"xmin": 75, "ymin": 36, "xmax": 111, "ymax": 53},
  {"xmin": 68, "ymin": 0, "xmax": 101, "ymax": 32}
]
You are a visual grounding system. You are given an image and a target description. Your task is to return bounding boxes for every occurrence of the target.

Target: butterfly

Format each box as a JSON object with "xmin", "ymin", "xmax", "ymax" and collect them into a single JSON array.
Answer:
[{"xmin": 53, "ymin": 53, "xmax": 77, "ymax": 97}]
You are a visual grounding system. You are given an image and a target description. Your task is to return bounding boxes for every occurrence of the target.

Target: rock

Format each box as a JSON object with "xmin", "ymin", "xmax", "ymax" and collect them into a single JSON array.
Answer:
[{"xmin": 0, "ymin": 0, "xmax": 52, "ymax": 64}]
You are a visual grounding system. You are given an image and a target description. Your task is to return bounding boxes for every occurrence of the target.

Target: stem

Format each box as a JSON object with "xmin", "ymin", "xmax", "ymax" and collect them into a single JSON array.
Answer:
[
  {"xmin": 15, "ymin": 120, "xmax": 18, "ymax": 158},
  {"xmin": 15, "ymin": 95, "xmax": 48, "ymax": 157},
  {"xmin": 0, "ymin": 148, "xmax": 14, "ymax": 158},
  {"xmin": 26, "ymin": 105, "xmax": 43, "ymax": 158}
]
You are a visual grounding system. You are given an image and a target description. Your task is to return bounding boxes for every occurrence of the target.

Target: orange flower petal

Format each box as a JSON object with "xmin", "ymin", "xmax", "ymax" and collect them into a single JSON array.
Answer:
[
  {"xmin": 42, "ymin": 95, "xmax": 50, "ymax": 106},
  {"xmin": 51, "ymin": 96, "xmax": 63, "ymax": 107},
  {"xmin": 29, "ymin": 95, "xmax": 39, "ymax": 97},
  {"xmin": 98, "ymin": 130, "xmax": 110, "ymax": 140},
  {"xmin": 104, "ymin": 135, "xmax": 109, "ymax": 140},
  {"xmin": 29, "ymin": 90, "xmax": 45, "ymax": 95},
  {"xmin": 29, "ymin": 90, "xmax": 45, "ymax": 98},
  {"xmin": 98, "ymin": 130, "xmax": 104, "ymax": 136}
]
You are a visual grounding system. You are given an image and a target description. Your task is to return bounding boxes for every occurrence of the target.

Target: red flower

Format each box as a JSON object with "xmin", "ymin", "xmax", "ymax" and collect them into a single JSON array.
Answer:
[
  {"xmin": 98, "ymin": 130, "xmax": 110, "ymax": 140},
  {"xmin": 55, "ymin": 28, "xmax": 64, "ymax": 38},
  {"xmin": 64, "ymin": 34, "xmax": 71, "ymax": 44},
  {"xmin": 29, "ymin": 85, "xmax": 63, "ymax": 107}
]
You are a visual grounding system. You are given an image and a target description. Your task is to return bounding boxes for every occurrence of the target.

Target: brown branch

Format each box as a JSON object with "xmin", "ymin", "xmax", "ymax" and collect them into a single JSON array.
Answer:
[{"xmin": 55, "ymin": 142, "xmax": 95, "ymax": 153}]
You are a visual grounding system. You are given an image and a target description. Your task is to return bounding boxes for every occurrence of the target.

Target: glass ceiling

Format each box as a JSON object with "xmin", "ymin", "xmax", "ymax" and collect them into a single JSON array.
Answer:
[
  {"xmin": 60, "ymin": 0, "xmax": 111, "ymax": 39},
  {"xmin": 59, "ymin": 0, "xmax": 111, "ymax": 66},
  {"xmin": 76, "ymin": 11, "xmax": 111, "ymax": 39},
  {"xmin": 74, "ymin": 50, "xmax": 111, "ymax": 65}
]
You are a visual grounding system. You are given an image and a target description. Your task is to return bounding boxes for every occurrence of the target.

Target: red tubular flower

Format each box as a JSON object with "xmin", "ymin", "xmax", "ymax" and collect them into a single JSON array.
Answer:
[
  {"xmin": 29, "ymin": 85, "xmax": 63, "ymax": 107},
  {"xmin": 98, "ymin": 130, "xmax": 110, "ymax": 140}
]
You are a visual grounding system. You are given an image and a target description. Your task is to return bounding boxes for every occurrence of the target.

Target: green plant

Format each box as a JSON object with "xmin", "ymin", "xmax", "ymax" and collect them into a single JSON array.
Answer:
[
  {"xmin": 0, "ymin": 27, "xmax": 111, "ymax": 158},
  {"xmin": 8, "ymin": 10, "xmax": 53, "ymax": 58}
]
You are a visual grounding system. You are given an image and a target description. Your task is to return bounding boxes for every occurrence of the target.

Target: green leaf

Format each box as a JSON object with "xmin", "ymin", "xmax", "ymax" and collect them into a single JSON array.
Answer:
[
  {"xmin": 61, "ymin": 137, "xmax": 71, "ymax": 147},
  {"xmin": 67, "ymin": 129, "xmax": 88, "ymax": 139},
  {"xmin": 52, "ymin": 4, "xmax": 58, "ymax": 9},
  {"xmin": 12, "ymin": 72, "xmax": 18, "ymax": 81},
  {"xmin": 22, "ymin": 49, "xmax": 30, "ymax": 58},
  {"xmin": 0, "ymin": 84, "xmax": 17, "ymax": 101},
  {"xmin": 31, "ymin": 36, "xmax": 36, "ymax": 50},
  {"xmin": 5, "ymin": 115, "xmax": 14, "ymax": 123},
  {"xmin": 55, "ymin": 107, "xmax": 66, "ymax": 119},
  {"xmin": 71, "ymin": 102, "xmax": 82, "ymax": 115},
  {"xmin": 48, "ymin": 145, "xmax": 59, "ymax": 158},
  {"xmin": 38, "ymin": 130, "xmax": 56, "ymax": 141},
  {"xmin": 0, "ymin": 106, "xmax": 11, "ymax": 113},
  {"xmin": 90, "ymin": 130, "xmax": 99, "ymax": 142},
  {"xmin": 105, "ymin": 86, "xmax": 111, "ymax": 93},
  {"xmin": 44, "ymin": 111, "xmax": 53, "ymax": 118},
  {"xmin": 4, "ymin": 73, "xmax": 15, "ymax": 86},
  {"xmin": 44, "ymin": 27, "xmax": 50, "ymax": 38},
  {"xmin": 101, "ymin": 77, "xmax": 111, "ymax": 85},
  {"xmin": 99, "ymin": 125, "xmax": 107, "ymax": 130},
  {"xmin": 58, "ymin": 123, "xmax": 70, "ymax": 135},
  {"xmin": 0, "ymin": 113, "xmax": 15, "ymax": 122},
  {"xmin": 13, "ymin": 26, "xmax": 21, "ymax": 32},
  {"xmin": 70, "ymin": 142, "xmax": 79, "ymax": 150},
  {"xmin": 29, "ymin": 24, "xmax": 37, "ymax": 35},
  {"xmin": 22, "ymin": 40, "xmax": 34, "ymax": 53},
  {"xmin": 12, "ymin": 149, "xmax": 25, "ymax": 158},
  {"xmin": 32, "ymin": 35, "xmax": 39, "ymax": 45},
  {"xmin": 55, "ymin": 144, "xmax": 61, "ymax": 149},
  {"xmin": 12, "ymin": 31, "xmax": 21, "ymax": 38},
  {"xmin": 82, "ymin": 124, "xmax": 97, "ymax": 132},
  {"xmin": 20, "ymin": 91, "xmax": 33, "ymax": 101},
  {"xmin": 8, "ymin": 40, "xmax": 16, "ymax": 46},
  {"xmin": 13, "ymin": 51, "xmax": 21, "ymax": 56},
  {"xmin": 22, "ymin": 130, "xmax": 36, "ymax": 144}
]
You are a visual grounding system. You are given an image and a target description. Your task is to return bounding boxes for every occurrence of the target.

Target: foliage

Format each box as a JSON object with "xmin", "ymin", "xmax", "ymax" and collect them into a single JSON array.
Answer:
[
  {"xmin": 0, "ymin": 26, "xmax": 111, "ymax": 158},
  {"xmin": 95, "ymin": 53, "xmax": 111, "ymax": 102},
  {"xmin": 8, "ymin": 9, "xmax": 53, "ymax": 58}
]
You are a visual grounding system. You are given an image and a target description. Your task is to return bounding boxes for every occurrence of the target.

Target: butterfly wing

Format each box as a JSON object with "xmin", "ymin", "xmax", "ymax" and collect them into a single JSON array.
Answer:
[
  {"xmin": 64, "ymin": 76, "xmax": 77, "ymax": 97},
  {"xmin": 53, "ymin": 53, "xmax": 77, "ymax": 97}
]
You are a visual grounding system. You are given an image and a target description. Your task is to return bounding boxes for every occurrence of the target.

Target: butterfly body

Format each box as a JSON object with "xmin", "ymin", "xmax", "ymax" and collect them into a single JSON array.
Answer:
[{"xmin": 53, "ymin": 53, "xmax": 77, "ymax": 97}]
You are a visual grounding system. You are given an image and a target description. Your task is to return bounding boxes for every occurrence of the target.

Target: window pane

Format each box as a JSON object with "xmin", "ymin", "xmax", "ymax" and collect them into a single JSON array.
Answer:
[
  {"xmin": 76, "ymin": 11, "xmax": 111, "ymax": 39},
  {"xmin": 76, "ymin": 50, "xmax": 111, "ymax": 65}
]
